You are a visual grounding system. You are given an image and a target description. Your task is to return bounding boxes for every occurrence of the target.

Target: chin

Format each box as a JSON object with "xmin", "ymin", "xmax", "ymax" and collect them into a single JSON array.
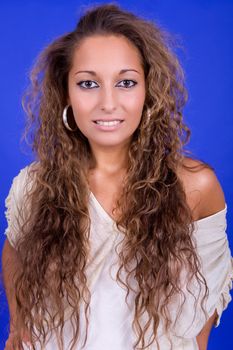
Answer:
[{"xmin": 89, "ymin": 136, "xmax": 132, "ymax": 149}]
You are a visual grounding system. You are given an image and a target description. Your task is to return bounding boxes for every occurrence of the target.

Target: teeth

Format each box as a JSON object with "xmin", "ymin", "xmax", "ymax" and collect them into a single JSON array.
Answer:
[{"xmin": 95, "ymin": 120, "xmax": 122, "ymax": 126}]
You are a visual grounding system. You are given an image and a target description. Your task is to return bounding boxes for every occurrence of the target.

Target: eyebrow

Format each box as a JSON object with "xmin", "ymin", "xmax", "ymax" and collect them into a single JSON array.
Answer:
[{"xmin": 75, "ymin": 69, "xmax": 140, "ymax": 76}]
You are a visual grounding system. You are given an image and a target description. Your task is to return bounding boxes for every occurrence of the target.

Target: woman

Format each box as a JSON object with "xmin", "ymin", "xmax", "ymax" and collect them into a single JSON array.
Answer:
[{"xmin": 2, "ymin": 3, "xmax": 233, "ymax": 350}]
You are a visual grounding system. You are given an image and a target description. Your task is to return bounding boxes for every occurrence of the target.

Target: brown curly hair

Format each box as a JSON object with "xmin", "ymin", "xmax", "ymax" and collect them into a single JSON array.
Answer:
[{"xmin": 12, "ymin": 3, "xmax": 208, "ymax": 350}]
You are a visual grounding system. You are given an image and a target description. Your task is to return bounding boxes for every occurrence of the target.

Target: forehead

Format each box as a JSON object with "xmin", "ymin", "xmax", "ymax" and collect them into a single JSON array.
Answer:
[{"xmin": 70, "ymin": 34, "xmax": 144, "ymax": 72}]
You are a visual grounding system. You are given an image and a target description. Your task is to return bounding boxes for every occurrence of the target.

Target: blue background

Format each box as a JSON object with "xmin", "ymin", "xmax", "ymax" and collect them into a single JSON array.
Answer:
[{"xmin": 0, "ymin": 1, "xmax": 232, "ymax": 349}]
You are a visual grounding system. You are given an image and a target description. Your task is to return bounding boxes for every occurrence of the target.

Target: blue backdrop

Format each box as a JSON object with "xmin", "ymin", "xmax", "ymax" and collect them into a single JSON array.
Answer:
[{"xmin": 0, "ymin": 1, "xmax": 232, "ymax": 349}]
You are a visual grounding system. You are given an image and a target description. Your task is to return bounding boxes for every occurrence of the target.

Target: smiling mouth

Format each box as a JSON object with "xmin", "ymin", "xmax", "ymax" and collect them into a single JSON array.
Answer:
[{"xmin": 93, "ymin": 120, "xmax": 124, "ymax": 126}]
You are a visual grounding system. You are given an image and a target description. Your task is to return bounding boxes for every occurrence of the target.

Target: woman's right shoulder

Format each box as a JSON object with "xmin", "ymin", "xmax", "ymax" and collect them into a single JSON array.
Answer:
[
  {"xmin": 9, "ymin": 161, "xmax": 39, "ymax": 197},
  {"xmin": 5, "ymin": 162, "xmax": 40, "ymax": 247},
  {"xmin": 13, "ymin": 161, "xmax": 39, "ymax": 180}
]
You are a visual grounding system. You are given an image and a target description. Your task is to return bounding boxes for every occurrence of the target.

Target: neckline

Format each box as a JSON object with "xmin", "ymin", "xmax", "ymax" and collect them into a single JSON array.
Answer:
[
  {"xmin": 89, "ymin": 191, "xmax": 227, "ymax": 225},
  {"xmin": 194, "ymin": 204, "xmax": 227, "ymax": 223},
  {"xmin": 89, "ymin": 191, "xmax": 116, "ymax": 224}
]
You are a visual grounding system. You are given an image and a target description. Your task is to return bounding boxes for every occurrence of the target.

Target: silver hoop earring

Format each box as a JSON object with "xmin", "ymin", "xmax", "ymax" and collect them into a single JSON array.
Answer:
[
  {"xmin": 62, "ymin": 105, "xmax": 77, "ymax": 131},
  {"xmin": 146, "ymin": 108, "xmax": 152, "ymax": 119}
]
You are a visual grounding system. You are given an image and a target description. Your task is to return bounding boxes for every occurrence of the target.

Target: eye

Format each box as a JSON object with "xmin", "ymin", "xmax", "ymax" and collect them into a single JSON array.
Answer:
[
  {"xmin": 116, "ymin": 80, "xmax": 137, "ymax": 88},
  {"xmin": 77, "ymin": 80, "xmax": 99, "ymax": 89}
]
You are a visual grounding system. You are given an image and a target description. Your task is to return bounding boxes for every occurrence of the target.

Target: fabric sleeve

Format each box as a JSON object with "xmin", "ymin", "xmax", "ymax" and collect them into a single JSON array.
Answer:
[
  {"xmin": 168, "ymin": 206, "xmax": 233, "ymax": 339},
  {"xmin": 193, "ymin": 206, "xmax": 233, "ymax": 328},
  {"xmin": 4, "ymin": 164, "xmax": 35, "ymax": 247}
]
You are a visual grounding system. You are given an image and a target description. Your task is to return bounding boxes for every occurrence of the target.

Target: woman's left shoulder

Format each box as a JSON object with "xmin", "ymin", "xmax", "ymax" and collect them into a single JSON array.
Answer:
[{"xmin": 177, "ymin": 157, "xmax": 226, "ymax": 221}]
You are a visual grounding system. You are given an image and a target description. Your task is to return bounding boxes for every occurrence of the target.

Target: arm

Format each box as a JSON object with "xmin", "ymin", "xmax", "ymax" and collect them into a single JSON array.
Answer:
[
  {"xmin": 179, "ymin": 158, "xmax": 226, "ymax": 349},
  {"xmin": 194, "ymin": 169, "xmax": 225, "ymax": 349},
  {"xmin": 2, "ymin": 239, "xmax": 30, "ymax": 349},
  {"xmin": 2, "ymin": 238, "xmax": 20, "ymax": 331},
  {"xmin": 196, "ymin": 311, "xmax": 218, "ymax": 350}
]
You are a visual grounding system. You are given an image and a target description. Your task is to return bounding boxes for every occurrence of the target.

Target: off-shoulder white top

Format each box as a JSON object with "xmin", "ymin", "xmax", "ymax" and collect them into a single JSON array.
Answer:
[{"xmin": 4, "ymin": 165, "xmax": 233, "ymax": 350}]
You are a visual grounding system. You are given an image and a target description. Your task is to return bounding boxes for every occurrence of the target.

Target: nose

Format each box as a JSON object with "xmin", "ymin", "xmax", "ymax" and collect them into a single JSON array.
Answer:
[{"xmin": 100, "ymin": 86, "xmax": 117, "ymax": 113}]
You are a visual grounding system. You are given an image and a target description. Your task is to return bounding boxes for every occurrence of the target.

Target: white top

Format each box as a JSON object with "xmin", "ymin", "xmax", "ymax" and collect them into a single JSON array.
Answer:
[{"xmin": 4, "ymin": 165, "xmax": 233, "ymax": 350}]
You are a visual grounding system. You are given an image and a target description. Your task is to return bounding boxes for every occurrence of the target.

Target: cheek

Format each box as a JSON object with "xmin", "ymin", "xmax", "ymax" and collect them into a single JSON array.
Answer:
[
  {"xmin": 72, "ymin": 101, "xmax": 86, "ymax": 116},
  {"xmin": 127, "ymin": 94, "xmax": 145, "ymax": 117},
  {"xmin": 71, "ymin": 93, "xmax": 97, "ymax": 115},
  {"xmin": 70, "ymin": 98, "xmax": 90, "ymax": 125}
]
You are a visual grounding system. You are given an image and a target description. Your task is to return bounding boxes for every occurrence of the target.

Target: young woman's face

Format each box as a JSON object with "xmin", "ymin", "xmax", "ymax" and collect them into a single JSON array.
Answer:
[{"xmin": 67, "ymin": 34, "xmax": 146, "ymax": 149}]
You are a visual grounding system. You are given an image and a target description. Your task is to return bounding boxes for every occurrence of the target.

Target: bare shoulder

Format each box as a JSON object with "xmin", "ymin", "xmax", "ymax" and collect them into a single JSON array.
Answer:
[{"xmin": 177, "ymin": 157, "xmax": 225, "ymax": 221}]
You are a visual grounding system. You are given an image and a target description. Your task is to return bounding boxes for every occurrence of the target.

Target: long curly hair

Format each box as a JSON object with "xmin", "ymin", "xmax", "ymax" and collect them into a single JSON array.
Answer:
[{"xmin": 12, "ymin": 3, "xmax": 208, "ymax": 350}]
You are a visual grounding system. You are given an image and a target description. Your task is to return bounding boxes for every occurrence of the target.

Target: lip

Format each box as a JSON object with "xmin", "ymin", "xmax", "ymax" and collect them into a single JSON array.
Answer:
[
  {"xmin": 92, "ymin": 119, "xmax": 124, "ymax": 122},
  {"xmin": 92, "ymin": 120, "xmax": 124, "ymax": 131}
]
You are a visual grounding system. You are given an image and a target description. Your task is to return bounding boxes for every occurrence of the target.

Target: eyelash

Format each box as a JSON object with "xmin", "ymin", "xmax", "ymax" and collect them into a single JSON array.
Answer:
[{"xmin": 77, "ymin": 79, "xmax": 137, "ymax": 89}]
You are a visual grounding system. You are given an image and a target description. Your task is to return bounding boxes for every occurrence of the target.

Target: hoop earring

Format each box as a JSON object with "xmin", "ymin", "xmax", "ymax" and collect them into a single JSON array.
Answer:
[
  {"xmin": 141, "ymin": 107, "xmax": 152, "ymax": 128},
  {"xmin": 62, "ymin": 105, "xmax": 77, "ymax": 131},
  {"xmin": 146, "ymin": 108, "xmax": 152, "ymax": 119}
]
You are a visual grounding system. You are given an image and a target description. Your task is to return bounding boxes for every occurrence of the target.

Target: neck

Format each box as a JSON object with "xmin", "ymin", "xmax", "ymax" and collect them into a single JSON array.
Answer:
[{"xmin": 88, "ymin": 142, "xmax": 129, "ymax": 176}]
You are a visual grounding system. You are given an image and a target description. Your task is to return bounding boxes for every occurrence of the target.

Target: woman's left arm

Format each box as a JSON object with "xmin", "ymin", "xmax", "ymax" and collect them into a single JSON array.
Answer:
[
  {"xmin": 180, "ymin": 159, "xmax": 227, "ymax": 349},
  {"xmin": 196, "ymin": 310, "xmax": 218, "ymax": 350},
  {"xmin": 191, "ymin": 164, "xmax": 225, "ymax": 349}
]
